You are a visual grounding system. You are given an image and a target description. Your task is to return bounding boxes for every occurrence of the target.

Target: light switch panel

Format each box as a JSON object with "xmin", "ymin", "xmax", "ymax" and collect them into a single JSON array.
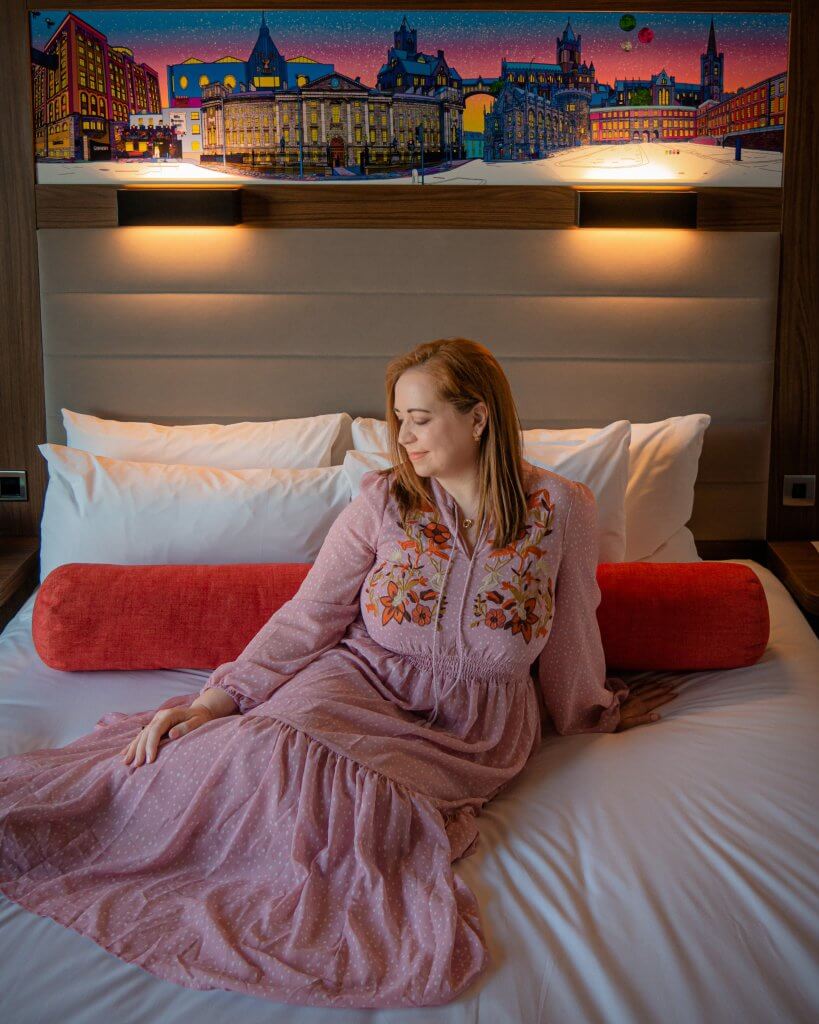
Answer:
[
  {"xmin": 0, "ymin": 471, "xmax": 28, "ymax": 501},
  {"xmin": 783, "ymin": 474, "xmax": 816, "ymax": 507}
]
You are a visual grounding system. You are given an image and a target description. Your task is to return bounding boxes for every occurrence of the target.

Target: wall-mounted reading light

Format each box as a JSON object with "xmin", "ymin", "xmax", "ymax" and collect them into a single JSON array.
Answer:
[
  {"xmin": 117, "ymin": 187, "xmax": 242, "ymax": 226},
  {"xmin": 576, "ymin": 189, "xmax": 698, "ymax": 229}
]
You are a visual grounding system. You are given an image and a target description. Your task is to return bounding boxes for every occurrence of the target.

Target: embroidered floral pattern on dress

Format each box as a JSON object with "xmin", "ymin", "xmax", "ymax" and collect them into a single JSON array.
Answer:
[
  {"xmin": 364, "ymin": 482, "xmax": 557, "ymax": 644},
  {"xmin": 470, "ymin": 485, "xmax": 556, "ymax": 644},
  {"xmin": 363, "ymin": 502, "xmax": 454, "ymax": 630}
]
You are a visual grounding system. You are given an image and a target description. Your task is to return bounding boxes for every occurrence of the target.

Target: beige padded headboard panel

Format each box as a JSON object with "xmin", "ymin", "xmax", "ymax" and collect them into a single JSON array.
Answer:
[{"xmin": 37, "ymin": 228, "xmax": 779, "ymax": 541}]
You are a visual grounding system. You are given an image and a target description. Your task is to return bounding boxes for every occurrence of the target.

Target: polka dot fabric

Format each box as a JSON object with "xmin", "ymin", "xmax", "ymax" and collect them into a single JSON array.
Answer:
[{"xmin": 0, "ymin": 461, "xmax": 626, "ymax": 1009}]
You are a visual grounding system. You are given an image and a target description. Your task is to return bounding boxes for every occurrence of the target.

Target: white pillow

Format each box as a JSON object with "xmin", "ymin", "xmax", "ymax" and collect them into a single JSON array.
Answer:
[
  {"xmin": 520, "ymin": 417, "xmax": 710, "ymax": 561},
  {"xmin": 38, "ymin": 444, "xmax": 352, "ymax": 583},
  {"xmin": 637, "ymin": 525, "xmax": 702, "ymax": 563},
  {"xmin": 62, "ymin": 408, "xmax": 352, "ymax": 469},
  {"xmin": 625, "ymin": 415, "xmax": 711, "ymax": 561},
  {"xmin": 351, "ymin": 415, "xmax": 711, "ymax": 562},
  {"xmin": 351, "ymin": 417, "xmax": 390, "ymax": 453},
  {"xmin": 342, "ymin": 419, "xmax": 631, "ymax": 564}
]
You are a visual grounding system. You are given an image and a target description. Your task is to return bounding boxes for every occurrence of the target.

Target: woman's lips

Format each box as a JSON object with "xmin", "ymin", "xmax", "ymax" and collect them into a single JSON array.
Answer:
[{"xmin": 409, "ymin": 451, "xmax": 427, "ymax": 460}]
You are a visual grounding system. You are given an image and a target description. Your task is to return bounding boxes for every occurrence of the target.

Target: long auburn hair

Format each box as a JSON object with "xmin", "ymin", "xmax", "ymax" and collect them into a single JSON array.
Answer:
[{"xmin": 380, "ymin": 338, "xmax": 529, "ymax": 550}]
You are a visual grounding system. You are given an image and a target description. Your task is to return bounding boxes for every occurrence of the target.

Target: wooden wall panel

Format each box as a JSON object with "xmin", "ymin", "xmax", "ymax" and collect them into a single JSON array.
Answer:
[
  {"xmin": 767, "ymin": 0, "xmax": 819, "ymax": 540},
  {"xmin": 0, "ymin": 0, "xmax": 45, "ymax": 537},
  {"xmin": 35, "ymin": 185, "xmax": 782, "ymax": 232}
]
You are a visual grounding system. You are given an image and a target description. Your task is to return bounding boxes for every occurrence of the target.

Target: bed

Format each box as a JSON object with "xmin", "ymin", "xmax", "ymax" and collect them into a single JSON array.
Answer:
[
  {"xmin": 3, "ymin": 16, "xmax": 816, "ymax": 1008},
  {"xmin": 1, "ymin": 558, "xmax": 817, "ymax": 1024}
]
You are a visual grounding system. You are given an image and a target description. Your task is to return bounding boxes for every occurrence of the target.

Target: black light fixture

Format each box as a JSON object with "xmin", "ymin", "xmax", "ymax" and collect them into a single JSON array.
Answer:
[
  {"xmin": 117, "ymin": 187, "xmax": 243, "ymax": 226},
  {"xmin": 576, "ymin": 189, "xmax": 698, "ymax": 228}
]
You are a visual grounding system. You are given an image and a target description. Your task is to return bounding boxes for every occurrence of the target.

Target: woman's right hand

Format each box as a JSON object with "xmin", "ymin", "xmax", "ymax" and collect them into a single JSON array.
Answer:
[{"xmin": 121, "ymin": 704, "xmax": 216, "ymax": 768}]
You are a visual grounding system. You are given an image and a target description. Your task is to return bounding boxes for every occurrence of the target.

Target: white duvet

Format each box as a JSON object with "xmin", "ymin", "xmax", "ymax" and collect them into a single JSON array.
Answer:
[{"xmin": 1, "ymin": 560, "xmax": 817, "ymax": 1024}]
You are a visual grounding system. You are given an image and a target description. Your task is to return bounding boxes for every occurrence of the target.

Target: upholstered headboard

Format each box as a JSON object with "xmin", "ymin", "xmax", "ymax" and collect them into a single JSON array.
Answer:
[{"xmin": 38, "ymin": 226, "xmax": 777, "ymax": 544}]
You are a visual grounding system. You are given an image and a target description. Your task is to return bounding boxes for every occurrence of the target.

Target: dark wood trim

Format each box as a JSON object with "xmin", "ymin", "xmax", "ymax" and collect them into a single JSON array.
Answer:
[
  {"xmin": 23, "ymin": 1, "xmax": 793, "ymax": 11},
  {"xmin": 767, "ymin": 0, "xmax": 819, "ymax": 541},
  {"xmin": 37, "ymin": 185, "xmax": 120, "ymax": 229},
  {"xmin": 695, "ymin": 540, "xmax": 768, "ymax": 562},
  {"xmin": 242, "ymin": 184, "xmax": 579, "ymax": 229},
  {"xmin": 0, "ymin": 0, "xmax": 46, "ymax": 538},
  {"xmin": 696, "ymin": 188, "xmax": 782, "ymax": 231},
  {"xmin": 36, "ymin": 185, "xmax": 783, "ymax": 231}
]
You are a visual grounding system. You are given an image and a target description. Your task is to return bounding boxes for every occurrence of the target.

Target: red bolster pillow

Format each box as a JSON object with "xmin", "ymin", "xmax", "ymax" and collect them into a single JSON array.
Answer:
[
  {"xmin": 33, "ymin": 562, "xmax": 313, "ymax": 672},
  {"xmin": 597, "ymin": 562, "xmax": 769, "ymax": 670},
  {"xmin": 32, "ymin": 561, "xmax": 769, "ymax": 673}
]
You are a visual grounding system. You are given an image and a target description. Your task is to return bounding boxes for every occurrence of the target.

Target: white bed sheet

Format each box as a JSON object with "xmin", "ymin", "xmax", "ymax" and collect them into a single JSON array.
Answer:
[{"xmin": 0, "ymin": 560, "xmax": 817, "ymax": 1024}]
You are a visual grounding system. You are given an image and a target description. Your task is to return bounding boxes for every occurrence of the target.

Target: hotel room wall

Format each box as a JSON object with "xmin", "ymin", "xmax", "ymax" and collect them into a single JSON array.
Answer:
[{"xmin": 37, "ymin": 227, "xmax": 778, "ymax": 542}]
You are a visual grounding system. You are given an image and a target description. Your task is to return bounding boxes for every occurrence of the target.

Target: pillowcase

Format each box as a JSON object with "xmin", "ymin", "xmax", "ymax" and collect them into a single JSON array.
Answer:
[
  {"xmin": 351, "ymin": 417, "xmax": 391, "ymax": 453},
  {"xmin": 33, "ymin": 561, "xmax": 769, "ymax": 673},
  {"xmin": 37, "ymin": 444, "xmax": 351, "ymax": 583},
  {"xmin": 33, "ymin": 562, "xmax": 313, "ymax": 671},
  {"xmin": 62, "ymin": 408, "xmax": 352, "ymax": 470},
  {"xmin": 638, "ymin": 526, "xmax": 701, "ymax": 563},
  {"xmin": 625, "ymin": 415, "xmax": 711, "ymax": 561},
  {"xmin": 350, "ymin": 414, "xmax": 711, "ymax": 562},
  {"xmin": 597, "ymin": 561, "xmax": 768, "ymax": 670},
  {"xmin": 342, "ymin": 417, "xmax": 632, "ymax": 564}
]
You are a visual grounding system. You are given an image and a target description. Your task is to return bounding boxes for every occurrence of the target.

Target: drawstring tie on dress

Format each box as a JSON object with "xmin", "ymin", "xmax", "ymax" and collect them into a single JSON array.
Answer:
[{"xmin": 427, "ymin": 503, "xmax": 488, "ymax": 727}]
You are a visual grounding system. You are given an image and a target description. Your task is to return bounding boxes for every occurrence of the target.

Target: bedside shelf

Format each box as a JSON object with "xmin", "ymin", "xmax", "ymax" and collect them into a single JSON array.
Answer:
[
  {"xmin": 766, "ymin": 541, "xmax": 819, "ymax": 635},
  {"xmin": 0, "ymin": 537, "xmax": 40, "ymax": 630}
]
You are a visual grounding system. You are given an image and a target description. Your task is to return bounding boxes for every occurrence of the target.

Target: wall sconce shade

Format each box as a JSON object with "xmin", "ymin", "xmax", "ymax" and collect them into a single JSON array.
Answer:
[
  {"xmin": 117, "ymin": 188, "xmax": 242, "ymax": 226},
  {"xmin": 577, "ymin": 190, "xmax": 698, "ymax": 229}
]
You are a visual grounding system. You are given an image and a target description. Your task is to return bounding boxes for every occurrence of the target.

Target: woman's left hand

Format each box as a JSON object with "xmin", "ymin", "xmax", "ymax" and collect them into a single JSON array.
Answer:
[{"xmin": 615, "ymin": 679, "xmax": 679, "ymax": 732}]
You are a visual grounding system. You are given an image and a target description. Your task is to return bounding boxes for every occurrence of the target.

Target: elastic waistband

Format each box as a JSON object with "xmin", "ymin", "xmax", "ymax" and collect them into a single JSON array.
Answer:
[{"xmin": 398, "ymin": 648, "xmax": 522, "ymax": 686}]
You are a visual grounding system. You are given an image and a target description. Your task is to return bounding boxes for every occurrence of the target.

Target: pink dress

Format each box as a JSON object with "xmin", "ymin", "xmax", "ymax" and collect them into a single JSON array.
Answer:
[{"xmin": 0, "ymin": 461, "xmax": 628, "ymax": 1009}]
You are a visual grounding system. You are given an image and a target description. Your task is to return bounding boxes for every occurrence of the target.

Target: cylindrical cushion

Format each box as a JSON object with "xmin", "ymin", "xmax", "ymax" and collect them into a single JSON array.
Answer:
[
  {"xmin": 597, "ymin": 561, "xmax": 769, "ymax": 670},
  {"xmin": 33, "ymin": 562, "xmax": 312, "ymax": 672},
  {"xmin": 32, "ymin": 560, "xmax": 769, "ymax": 673}
]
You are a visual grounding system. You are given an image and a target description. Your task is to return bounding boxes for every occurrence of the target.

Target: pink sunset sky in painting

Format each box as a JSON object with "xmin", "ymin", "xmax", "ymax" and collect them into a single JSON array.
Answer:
[{"xmin": 31, "ymin": 9, "xmax": 789, "ymax": 110}]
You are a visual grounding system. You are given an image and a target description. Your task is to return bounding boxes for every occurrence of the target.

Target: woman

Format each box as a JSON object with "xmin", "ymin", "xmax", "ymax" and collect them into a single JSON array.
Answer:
[{"xmin": 0, "ymin": 338, "xmax": 677, "ymax": 1009}]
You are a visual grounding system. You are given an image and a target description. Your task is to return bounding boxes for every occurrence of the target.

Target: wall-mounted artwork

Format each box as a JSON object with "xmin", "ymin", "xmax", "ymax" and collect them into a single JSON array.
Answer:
[{"xmin": 30, "ymin": 9, "xmax": 789, "ymax": 187}]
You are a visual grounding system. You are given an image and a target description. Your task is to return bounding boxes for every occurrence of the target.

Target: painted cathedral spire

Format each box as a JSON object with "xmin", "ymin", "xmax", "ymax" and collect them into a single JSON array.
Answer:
[
  {"xmin": 706, "ymin": 17, "xmax": 718, "ymax": 55},
  {"xmin": 394, "ymin": 15, "xmax": 418, "ymax": 56},
  {"xmin": 700, "ymin": 17, "xmax": 724, "ymax": 103},
  {"xmin": 556, "ymin": 18, "xmax": 582, "ymax": 71},
  {"xmin": 247, "ymin": 11, "xmax": 288, "ymax": 90}
]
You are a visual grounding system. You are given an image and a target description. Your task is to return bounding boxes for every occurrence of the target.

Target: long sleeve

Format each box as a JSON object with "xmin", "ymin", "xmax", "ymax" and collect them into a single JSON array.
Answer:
[
  {"xmin": 532, "ymin": 480, "xmax": 629, "ymax": 736},
  {"xmin": 198, "ymin": 469, "xmax": 389, "ymax": 715}
]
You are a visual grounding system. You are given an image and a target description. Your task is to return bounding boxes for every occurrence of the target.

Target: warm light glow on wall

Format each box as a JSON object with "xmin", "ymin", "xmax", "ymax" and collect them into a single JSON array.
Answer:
[{"xmin": 103, "ymin": 227, "xmax": 255, "ymax": 271}]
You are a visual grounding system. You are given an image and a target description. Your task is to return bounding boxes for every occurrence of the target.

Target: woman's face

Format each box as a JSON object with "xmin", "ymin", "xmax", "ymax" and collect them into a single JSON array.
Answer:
[{"xmin": 393, "ymin": 369, "xmax": 486, "ymax": 480}]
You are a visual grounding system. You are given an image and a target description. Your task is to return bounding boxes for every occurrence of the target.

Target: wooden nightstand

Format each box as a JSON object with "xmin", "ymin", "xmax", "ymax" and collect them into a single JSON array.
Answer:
[
  {"xmin": 766, "ymin": 541, "xmax": 819, "ymax": 638},
  {"xmin": 0, "ymin": 537, "xmax": 40, "ymax": 633}
]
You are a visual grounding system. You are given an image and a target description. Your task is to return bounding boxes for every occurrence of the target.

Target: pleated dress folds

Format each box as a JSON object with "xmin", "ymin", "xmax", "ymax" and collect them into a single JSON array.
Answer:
[{"xmin": 0, "ymin": 461, "xmax": 628, "ymax": 1009}]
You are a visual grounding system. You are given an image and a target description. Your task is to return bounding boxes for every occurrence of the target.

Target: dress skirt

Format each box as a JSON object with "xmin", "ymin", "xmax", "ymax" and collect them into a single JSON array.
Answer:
[{"xmin": 0, "ymin": 640, "xmax": 541, "ymax": 1009}]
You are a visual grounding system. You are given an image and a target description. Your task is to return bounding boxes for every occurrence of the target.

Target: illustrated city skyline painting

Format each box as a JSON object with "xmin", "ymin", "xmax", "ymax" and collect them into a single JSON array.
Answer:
[{"xmin": 30, "ymin": 9, "xmax": 790, "ymax": 186}]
